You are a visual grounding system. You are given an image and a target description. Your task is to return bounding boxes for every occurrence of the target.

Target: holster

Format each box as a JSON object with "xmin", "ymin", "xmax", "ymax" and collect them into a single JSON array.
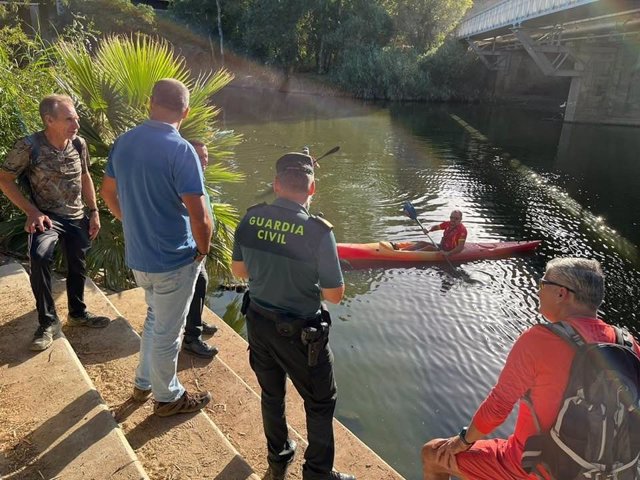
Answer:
[
  {"xmin": 241, "ymin": 290, "xmax": 251, "ymax": 316},
  {"xmin": 301, "ymin": 319, "xmax": 330, "ymax": 367}
]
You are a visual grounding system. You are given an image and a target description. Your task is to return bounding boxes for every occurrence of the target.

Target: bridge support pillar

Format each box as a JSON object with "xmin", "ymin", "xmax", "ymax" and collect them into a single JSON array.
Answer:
[{"xmin": 563, "ymin": 43, "xmax": 640, "ymax": 125}]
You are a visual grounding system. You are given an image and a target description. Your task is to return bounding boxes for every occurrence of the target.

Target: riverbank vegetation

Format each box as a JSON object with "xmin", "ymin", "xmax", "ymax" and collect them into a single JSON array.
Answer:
[
  {"xmin": 0, "ymin": 4, "xmax": 243, "ymax": 290},
  {"xmin": 168, "ymin": 0, "xmax": 492, "ymax": 100}
]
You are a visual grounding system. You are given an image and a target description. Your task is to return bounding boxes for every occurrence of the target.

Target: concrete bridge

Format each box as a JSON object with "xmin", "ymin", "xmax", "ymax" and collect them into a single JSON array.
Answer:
[{"xmin": 457, "ymin": 0, "xmax": 640, "ymax": 126}]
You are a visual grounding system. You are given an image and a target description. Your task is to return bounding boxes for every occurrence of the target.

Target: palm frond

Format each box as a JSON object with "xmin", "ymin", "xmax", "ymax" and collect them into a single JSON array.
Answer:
[{"xmin": 97, "ymin": 34, "xmax": 190, "ymax": 111}]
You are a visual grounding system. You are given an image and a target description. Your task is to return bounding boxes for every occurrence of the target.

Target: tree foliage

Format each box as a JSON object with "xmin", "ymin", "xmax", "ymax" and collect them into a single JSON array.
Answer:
[{"xmin": 168, "ymin": 0, "xmax": 478, "ymax": 100}]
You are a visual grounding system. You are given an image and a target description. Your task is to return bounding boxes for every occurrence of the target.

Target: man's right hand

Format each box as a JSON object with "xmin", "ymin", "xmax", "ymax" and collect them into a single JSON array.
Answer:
[{"xmin": 25, "ymin": 210, "xmax": 52, "ymax": 233}]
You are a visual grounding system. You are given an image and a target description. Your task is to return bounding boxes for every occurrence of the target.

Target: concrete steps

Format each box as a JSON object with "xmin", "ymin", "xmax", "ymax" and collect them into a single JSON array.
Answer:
[
  {"xmin": 0, "ymin": 258, "xmax": 404, "ymax": 480},
  {"xmin": 51, "ymin": 271, "xmax": 260, "ymax": 480},
  {"xmin": 108, "ymin": 288, "xmax": 405, "ymax": 480},
  {"xmin": 0, "ymin": 262, "xmax": 147, "ymax": 480}
]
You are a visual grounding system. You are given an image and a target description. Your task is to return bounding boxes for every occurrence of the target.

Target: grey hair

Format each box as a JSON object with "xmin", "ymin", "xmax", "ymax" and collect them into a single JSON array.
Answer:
[
  {"xmin": 39, "ymin": 94, "xmax": 74, "ymax": 123},
  {"xmin": 151, "ymin": 78, "xmax": 189, "ymax": 113},
  {"xmin": 545, "ymin": 257, "xmax": 604, "ymax": 309}
]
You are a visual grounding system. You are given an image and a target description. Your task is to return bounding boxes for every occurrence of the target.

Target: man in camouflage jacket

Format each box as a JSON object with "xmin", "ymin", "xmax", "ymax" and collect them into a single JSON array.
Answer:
[{"xmin": 0, "ymin": 94, "xmax": 110, "ymax": 351}]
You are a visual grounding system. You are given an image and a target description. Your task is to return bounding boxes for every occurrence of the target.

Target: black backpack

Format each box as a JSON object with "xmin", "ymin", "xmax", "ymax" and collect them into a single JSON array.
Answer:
[
  {"xmin": 17, "ymin": 133, "xmax": 84, "ymax": 201},
  {"xmin": 522, "ymin": 321, "xmax": 640, "ymax": 480}
]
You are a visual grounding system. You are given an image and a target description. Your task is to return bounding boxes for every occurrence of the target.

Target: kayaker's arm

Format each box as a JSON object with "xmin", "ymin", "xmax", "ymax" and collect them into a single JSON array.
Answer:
[{"xmin": 444, "ymin": 239, "xmax": 466, "ymax": 257}]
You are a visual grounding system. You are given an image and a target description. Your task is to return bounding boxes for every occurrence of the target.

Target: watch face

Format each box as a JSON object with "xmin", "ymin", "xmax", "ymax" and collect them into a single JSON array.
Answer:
[{"xmin": 459, "ymin": 427, "xmax": 470, "ymax": 444}]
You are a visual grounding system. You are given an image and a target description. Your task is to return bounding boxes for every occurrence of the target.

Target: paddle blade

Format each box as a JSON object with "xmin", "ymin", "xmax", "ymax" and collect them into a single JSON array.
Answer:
[
  {"xmin": 315, "ymin": 145, "xmax": 340, "ymax": 163},
  {"xmin": 402, "ymin": 201, "xmax": 418, "ymax": 220}
]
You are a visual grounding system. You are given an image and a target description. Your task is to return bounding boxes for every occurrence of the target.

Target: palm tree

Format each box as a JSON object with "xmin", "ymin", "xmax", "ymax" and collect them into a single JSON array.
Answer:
[{"xmin": 54, "ymin": 34, "xmax": 244, "ymax": 290}]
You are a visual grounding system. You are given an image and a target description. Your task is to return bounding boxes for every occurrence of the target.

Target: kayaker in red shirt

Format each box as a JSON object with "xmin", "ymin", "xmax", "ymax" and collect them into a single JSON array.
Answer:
[
  {"xmin": 402, "ymin": 210, "xmax": 467, "ymax": 255},
  {"xmin": 421, "ymin": 257, "xmax": 640, "ymax": 480}
]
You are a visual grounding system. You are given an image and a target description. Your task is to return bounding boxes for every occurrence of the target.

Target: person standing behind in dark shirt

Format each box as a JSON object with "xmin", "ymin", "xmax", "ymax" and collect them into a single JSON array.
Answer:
[
  {"xmin": 182, "ymin": 140, "xmax": 218, "ymax": 359},
  {"xmin": 231, "ymin": 152, "xmax": 353, "ymax": 480}
]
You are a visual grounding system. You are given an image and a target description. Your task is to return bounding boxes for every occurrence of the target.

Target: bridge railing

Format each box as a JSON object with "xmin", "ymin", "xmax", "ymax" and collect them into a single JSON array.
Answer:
[{"xmin": 457, "ymin": 0, "xmax": 599, "ymax": 38}]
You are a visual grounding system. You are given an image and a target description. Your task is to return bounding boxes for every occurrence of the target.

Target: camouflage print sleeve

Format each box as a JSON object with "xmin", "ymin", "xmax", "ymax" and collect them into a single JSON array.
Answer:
[{"xmin": 1, "ymin": 138, "xmax": 30, "ymax": 177}]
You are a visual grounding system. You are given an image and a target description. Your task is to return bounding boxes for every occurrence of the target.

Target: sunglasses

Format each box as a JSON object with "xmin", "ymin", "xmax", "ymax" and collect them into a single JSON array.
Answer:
[{"xmin": 539, "ymin": 278, "xmax": 576, "ymax": 293}]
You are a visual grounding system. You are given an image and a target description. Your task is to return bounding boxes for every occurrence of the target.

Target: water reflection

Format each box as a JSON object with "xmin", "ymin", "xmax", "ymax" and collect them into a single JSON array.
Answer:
[{"xmin": 209, "ymin": 90, "xmax": 640, "ymax": 479}]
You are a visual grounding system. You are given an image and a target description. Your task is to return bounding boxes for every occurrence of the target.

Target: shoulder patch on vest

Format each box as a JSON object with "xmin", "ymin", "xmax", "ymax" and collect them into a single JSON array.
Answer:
[
  {"xmin": 247, "ymin": 202, "xmax": 267, "ymax": 212},
  {"xmin": 310, "ymin": 215, "xmax": 333, "ymax": 230}
]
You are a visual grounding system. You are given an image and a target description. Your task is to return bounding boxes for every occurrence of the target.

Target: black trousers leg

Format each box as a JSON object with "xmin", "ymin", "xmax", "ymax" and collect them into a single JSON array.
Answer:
[
  {"xmin": 29, "ymin": 221, "xmax": 62, "ymax": 327},
  {"xmin": 184, "ymin": 268, "xmax": 207, "ymax": 340},
  {"xmin": 247, "ymin": 310, "xmax": 291, "ymax": 464},
  {"xmin": 246, "ymin": 309, "xmax": 337, "ymax": 479},
  {"xmin": 59, "ymin": 216, "xmax": 90, "ymax": 317}
]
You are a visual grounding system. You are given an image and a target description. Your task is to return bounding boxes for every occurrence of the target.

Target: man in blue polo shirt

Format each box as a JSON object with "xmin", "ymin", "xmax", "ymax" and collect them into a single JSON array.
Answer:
[{"xmin": 101, "ymin": 78, "xmax": 213, "ymax": 417}]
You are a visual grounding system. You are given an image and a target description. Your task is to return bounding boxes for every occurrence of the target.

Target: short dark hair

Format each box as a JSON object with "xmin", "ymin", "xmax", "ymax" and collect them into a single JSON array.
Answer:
[
  {"xmin": 151, "ymin": 78, "xmax": 189, "ymax": 113},
  {"xmin": 276, "ymin": 170, "xmax": 313, "ymax": 194},
  {"xmin": 39, "ymin": 94, "xmax": 74, "ymax": 123}
]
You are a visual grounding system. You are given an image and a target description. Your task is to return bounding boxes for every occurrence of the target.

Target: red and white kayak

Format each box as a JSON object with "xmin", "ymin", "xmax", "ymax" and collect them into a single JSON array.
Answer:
[{"xmin": 337, "ymin": 240, "xmax": 541, "ymax": 263}]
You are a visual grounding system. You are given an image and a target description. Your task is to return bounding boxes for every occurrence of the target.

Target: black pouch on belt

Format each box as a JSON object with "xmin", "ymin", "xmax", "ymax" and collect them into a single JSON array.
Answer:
[{"xmin": 275, "ymin": 320, "xmax": 299, "ymax": 337}]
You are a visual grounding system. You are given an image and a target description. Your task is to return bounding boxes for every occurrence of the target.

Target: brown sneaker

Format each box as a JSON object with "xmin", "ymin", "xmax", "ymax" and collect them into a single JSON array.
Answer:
[
  {"xmin": 132, "ymin": 386, "xmax": 152, "ymax": 403},
  {"xmin": 154, "ymin": 390, "xmax": 211, "ymax": 417}
]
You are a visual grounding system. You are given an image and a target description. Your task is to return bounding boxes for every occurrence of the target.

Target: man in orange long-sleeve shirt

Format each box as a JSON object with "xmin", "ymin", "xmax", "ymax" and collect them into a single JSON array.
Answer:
[{"xmin": 421, "ymin": 257, "xmax": 640, "ymax": 480}]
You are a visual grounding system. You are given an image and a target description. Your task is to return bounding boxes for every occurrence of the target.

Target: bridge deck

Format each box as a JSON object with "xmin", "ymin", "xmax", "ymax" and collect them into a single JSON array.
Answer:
[{"xmin": 457, "ymin": 0, "xmax": 636, "ymax": 39}]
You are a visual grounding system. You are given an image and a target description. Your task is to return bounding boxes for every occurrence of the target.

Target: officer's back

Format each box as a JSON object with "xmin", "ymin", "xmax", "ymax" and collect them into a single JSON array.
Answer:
[{"xmin": 231, "ymin": 152, "xmax": 353, "ymax": 480}]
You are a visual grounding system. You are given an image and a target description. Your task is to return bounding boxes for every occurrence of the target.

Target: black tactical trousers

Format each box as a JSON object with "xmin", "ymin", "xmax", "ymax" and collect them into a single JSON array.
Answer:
[
  {"xmin": 184, "ymin": 267, "xmax": 208, "ymax": 340},
  {"xmin": 246, "ymin": 308, "xmax": 337, "ymax": 480},
  {"xmin": 28, "ymin": 215, "xmax": 90, "ymax": 327}
]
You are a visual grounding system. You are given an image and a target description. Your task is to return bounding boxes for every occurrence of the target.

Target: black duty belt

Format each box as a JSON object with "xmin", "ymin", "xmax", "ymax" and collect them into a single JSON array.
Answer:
[{"xmin": 248, "ymin": 302, "xmax": 319, "ymax": 337}]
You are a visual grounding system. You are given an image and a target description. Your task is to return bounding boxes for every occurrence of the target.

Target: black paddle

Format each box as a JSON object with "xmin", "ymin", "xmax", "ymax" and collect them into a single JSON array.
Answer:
[
  {"xmin": 312, "ymin": 145, "xmax": 340, "ymax": 167},
  {"xmin": 255, "ymin": 145, "xmax": 340, "ymax": 198},
  {"xmin": 402, "ymin": 201, "xmax": 458, "ymax": 271}
]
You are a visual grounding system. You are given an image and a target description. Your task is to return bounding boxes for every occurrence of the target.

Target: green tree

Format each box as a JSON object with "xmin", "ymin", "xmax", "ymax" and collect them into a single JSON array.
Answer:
[
  {"xmin": 0, "ymin": 26, "xmax": 57, "ymax": 250},
  {"xmin": 240, "ymin": 0, "xmax": 308, "ymax": 67},
  {"xmin": 382, "ymin": 0, "xmax": 472, "ymax": 51}
]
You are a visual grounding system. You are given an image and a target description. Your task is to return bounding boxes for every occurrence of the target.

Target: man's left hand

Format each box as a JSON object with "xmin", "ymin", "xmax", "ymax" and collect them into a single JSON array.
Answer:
[
  {"xmin": 434, "ymin": 435, "xmax": 470, "ymax": 471},
  {"xmin": 89, "ymin": 211, "xmax": 101, "ymax": 240}
]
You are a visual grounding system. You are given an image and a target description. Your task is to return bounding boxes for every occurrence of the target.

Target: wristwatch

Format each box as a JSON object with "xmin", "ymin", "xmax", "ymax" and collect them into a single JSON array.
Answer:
[{"xmin": 459, "ymin": 426, "xmax": 475, "ymax": 447}]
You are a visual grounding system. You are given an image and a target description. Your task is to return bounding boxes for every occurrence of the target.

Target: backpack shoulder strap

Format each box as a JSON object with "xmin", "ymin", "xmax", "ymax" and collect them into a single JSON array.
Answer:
[
  {"xmin": 71, "ymin": 136, "xmax": 84, "ymax": 157},
  {"xmin": 543, "ymin": 321, "xmax": 586, "ymax": 349},
  {"xmin": 24, "ymin": 133, "xmax": 40, "ymax": 165},
  {"xmin": 613, "ymin": 326, "xmax": 634, "ymax": 349}
]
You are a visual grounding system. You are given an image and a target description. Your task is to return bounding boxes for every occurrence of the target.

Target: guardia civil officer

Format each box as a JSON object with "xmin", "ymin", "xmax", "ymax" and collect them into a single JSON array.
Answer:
[{"xmin": 231, "ymin": 153, "xmax": 353, "ymax": 480}]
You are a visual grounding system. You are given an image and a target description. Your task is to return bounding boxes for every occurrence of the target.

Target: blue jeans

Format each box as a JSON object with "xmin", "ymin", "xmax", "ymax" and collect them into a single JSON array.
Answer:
[{"xmin": 133, "ymin": 261, "xmax": 201, "ymax": 402}]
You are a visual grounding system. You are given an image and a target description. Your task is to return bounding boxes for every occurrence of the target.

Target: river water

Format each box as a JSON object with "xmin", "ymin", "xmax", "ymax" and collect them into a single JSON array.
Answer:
[{"xmin": 208, "ymin": 88, "xmax": 640, "ymax": 480}]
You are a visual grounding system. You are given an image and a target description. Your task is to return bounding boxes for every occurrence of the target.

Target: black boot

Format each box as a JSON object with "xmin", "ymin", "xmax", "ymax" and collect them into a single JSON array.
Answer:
[{"xmin": 182, "ymin": 338, "xmax": 218, "ymax": 359}]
